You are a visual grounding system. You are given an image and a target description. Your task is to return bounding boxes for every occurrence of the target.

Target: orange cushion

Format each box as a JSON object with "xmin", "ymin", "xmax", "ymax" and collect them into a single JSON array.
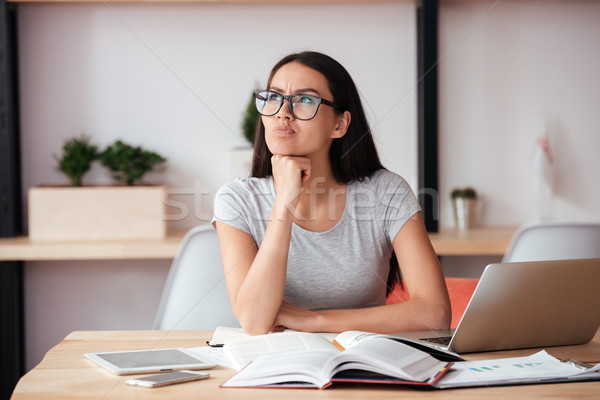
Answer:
[{"xmin": 386, "ymin": 278, "xmax": 479, "ymax": 329}]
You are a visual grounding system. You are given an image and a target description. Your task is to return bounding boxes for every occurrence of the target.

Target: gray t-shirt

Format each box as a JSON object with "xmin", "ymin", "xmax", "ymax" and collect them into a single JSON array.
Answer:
[{"xmin": 212, "ymin": 169, "xmax": 420, "ymax": 311}]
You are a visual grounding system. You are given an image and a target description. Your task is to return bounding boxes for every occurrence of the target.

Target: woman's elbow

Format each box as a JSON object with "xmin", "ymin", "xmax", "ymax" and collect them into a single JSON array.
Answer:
[
  {"xmin": 430, "ymin": 301, "xmax": 452, "ymax": 330},
  {"xmin": 236, "ymin": 312, "xmax": 272, "ymax": 336},
  {"xmin": 241, "ymin": 322, "xmax": 270, "ymax": 336}
]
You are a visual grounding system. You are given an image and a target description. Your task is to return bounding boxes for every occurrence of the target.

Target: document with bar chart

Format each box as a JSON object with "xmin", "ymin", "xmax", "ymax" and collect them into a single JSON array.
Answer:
[{"xmin": 434, "ymin": 350, "xmax": 600, "ymax": 389}]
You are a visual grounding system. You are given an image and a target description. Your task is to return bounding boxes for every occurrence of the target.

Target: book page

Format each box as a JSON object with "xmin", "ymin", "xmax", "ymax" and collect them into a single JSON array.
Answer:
[
  {"xmin": 223, "ymin": 332, "xmax": 337, "ymax": 370},
  {"xmin": 327, "ymin": 336, "xmax": 448, "ymax": 382},
  {"xmin": 208, "ymin": 327, "xmax": 248, "ymax": 346},
  {"xmin": 221, "ymin": 348, "xmax": 338, "ymax": 389},
  {"xmin": 209, "ymin": 326, "xmax": 338, "ymax": 346},
  {"xmin": 333, "ymin": 330, "xmax": 463, "ymax": 362},
  {"xmin": 333, "ymin": 330, "xmax": 377, "ymax": 349}
]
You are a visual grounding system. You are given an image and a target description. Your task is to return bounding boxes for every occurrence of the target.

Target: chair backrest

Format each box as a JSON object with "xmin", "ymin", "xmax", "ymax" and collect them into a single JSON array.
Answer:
[
  {"xmin": 386, "ymin": 278, "xmax": 479, "ymax": 329},
  {"xmin": 502, "ymin": 221, "xmax": 600, "ymax": 263},
  {"xmin": 153, "ymin": 225, "xmax": 240, "ymax": 330}
]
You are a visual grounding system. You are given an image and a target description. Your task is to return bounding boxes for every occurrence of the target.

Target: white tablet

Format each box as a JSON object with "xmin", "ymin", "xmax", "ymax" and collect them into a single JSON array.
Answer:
[{"xmin": 85, "ymin": 348, "xmax": 216, "ymax": 375}]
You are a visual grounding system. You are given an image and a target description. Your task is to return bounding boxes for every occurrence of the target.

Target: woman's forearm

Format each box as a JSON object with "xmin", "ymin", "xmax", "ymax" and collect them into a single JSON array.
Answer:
[
  {"xmin": 309, "ymin": 298, "xmax": 451, "ymax": 334},
  {"xmin": 232, "ymin": 199, "xmax": 295, "ymax": 334}
]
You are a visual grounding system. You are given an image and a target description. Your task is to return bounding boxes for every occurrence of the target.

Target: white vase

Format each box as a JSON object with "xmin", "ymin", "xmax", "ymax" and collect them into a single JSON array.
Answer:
[
  {"xmin": 453, "ymin": 197, "xmax": 478, "ymax": 231},
  {"xmin": 229, "ymin": 147, "xmax": 253, "ymax": 179}
]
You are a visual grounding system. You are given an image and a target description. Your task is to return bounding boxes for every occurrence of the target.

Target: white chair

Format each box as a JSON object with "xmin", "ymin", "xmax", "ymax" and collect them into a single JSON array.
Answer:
[
  {"xmin": 502, "ymin": 221, "xmax": 600, "ymax": 263},
  {"xmin": 153, "ymin": 225, "xmax": 241, "ymax": 330}
]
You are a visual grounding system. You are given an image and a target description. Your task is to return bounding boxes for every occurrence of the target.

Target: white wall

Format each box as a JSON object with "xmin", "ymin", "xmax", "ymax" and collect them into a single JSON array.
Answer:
[
  {"xmin": 18, "ymin": 2, "xmax": 417, "ymax": 370},
  {"xmin": 438, "ymin": 0, "xmax": 600, "ymax": 226}
]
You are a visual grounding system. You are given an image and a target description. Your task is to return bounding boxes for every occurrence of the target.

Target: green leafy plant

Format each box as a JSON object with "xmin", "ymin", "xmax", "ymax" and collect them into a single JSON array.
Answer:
[
  {"xmin": 451, "ymin": 187, "xmax": 478, "ymax": 199},
  {"xmin": 241, "ymin": 89, "xmax": 260, "ymax": 145},
  {"xmin": 99, "ymin": 140, "xmax": 166, "ymax": 186},
  {"xmin": 55, "ymin": 135, "xmax": 98, "ymax": 186}
]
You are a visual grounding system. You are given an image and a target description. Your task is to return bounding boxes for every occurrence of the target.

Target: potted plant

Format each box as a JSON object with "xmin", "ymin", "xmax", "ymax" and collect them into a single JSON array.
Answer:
[
  {"xmin": 28, "ymin": 137, "xmax": 168, "ymax": 241},
  {"xmin": 451, "ymin": 187, "xmax": 478, "ymax": 231},
  {"xmin": 54, "ymin": 135, "xmax": 98, "ymax": 187},
  {"xmin": 99, "ymin": 140, "xmax": 166, "ymax": 186},
  {"xmin": 241, "ymin": 89, "xmax": 259, "ymax": 146},
  {"xmin": 229, "ymin": 88, "xmax": 259, "ymax": 179}
]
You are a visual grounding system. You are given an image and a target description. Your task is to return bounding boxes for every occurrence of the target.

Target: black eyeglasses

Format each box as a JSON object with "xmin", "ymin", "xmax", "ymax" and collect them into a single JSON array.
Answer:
[{"xmin": 254, "ymin": 90, "xmax": 338, "ymax": 121}]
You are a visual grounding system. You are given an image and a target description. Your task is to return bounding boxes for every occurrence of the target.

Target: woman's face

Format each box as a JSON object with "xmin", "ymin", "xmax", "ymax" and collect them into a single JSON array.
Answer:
[{"xmin": 262, "ymin": 62, "xmax": 347, "ymax": 159}]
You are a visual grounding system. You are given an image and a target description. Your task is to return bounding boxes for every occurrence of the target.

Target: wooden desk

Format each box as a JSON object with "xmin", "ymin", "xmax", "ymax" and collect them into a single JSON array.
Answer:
[
  {"xmin": 428, "ymin": 226, "xmax": 516, "ymax": 256},
  {"xmin": 0, "ymin": 226, "xmax": 516, "ymax": 261},
  {"xmin": 12, "ymin": 329, "xmax": 600, "ymax": 399}
]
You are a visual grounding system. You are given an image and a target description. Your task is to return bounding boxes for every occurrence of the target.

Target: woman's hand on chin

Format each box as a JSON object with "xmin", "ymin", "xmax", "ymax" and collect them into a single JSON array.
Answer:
[{"xmin": 271, "ymin": 154, "xmax": 311, "ymax": 210}]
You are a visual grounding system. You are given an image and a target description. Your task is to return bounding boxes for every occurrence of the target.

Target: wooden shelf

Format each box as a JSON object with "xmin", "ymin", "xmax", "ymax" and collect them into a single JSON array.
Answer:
[
  {"xmin": 428, "ymin": 226, "xmax": 516, "ymax": 256},
  {"xmin": 7, "ymin": 0, "xmax": 410, "ymax": 3},
  {"xmin": 0, "ymin": 231, "xmax": 186, "ymax": 261},
  {"xmin": 0, "ymin": 226, "xmax": 516, "ymax": 261}
]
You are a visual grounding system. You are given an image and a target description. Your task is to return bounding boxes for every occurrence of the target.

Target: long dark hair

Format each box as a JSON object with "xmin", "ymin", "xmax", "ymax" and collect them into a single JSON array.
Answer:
[{"xmin": 249, "ymin": 51, "xmax": 400, "ymax": 295}]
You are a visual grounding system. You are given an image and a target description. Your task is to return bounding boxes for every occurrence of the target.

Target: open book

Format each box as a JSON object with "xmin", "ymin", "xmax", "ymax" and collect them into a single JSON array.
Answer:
[
  {"xmin": 221, "ymin": 331, "xmax": 452, "ymax": 389},
  {"xmin": 211, "ymin": 326, "xmax": 462, "ymax": 363},
  {"xmin": 208, "ymin": 326, "xmax": 337, "ymax": 347}
]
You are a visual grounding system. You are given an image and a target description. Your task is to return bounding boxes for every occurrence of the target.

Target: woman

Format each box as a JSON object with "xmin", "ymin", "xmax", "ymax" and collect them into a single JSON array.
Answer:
[{"xmin": 213, "ymin": 51, "xmax": 450, "ymax": 335}]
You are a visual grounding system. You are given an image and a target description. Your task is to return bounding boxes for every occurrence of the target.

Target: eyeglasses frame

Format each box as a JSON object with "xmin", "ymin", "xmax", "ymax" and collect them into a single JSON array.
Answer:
[{"xmin": 253, "ymin": 90, "xmax": 339, "ymax": 121}]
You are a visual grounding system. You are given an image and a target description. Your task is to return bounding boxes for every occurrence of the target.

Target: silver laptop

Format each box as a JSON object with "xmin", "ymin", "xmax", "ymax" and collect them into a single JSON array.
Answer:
[{"xmin": 397, "ymin": 258, "xmax": 600, "ymax": 354}]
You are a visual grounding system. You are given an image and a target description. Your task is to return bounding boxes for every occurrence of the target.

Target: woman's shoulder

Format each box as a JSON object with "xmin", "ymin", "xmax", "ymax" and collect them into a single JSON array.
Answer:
[
  {"xmin": 349, "ymin": 169, "xmax": 416, "ymax": 209},
  {"xmin": 213, "ymin": 177, "xmax": 274, "ymax": 224},
  {"xmin": 217, "ymin": 176, "xmax": 273, "ymax": 196},
  {"xmin": 356, "ymin": 168, "xmax": 411, "ymax": 190}
]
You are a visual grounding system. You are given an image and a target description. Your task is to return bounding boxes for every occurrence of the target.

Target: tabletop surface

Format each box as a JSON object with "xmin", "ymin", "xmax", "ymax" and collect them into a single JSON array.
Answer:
[{"xmin": 12, "ymin": 329, "xmax": 600, "ymax": 399}]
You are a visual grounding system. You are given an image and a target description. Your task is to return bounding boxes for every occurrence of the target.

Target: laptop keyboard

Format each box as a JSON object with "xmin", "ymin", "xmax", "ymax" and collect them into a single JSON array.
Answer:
[{"xmin": 420, "ymin": 336, "xmax": 452, "ymax": 346}]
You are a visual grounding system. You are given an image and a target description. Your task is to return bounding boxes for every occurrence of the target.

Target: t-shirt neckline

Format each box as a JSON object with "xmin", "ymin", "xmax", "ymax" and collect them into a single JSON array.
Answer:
[{"xmin": 268, "ymin": 176, "xmax": 350, "ymax": 235}]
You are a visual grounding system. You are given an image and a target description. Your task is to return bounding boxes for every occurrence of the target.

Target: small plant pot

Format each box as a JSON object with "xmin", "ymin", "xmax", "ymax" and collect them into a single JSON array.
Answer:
[
  {"xmin": 453, "ymin": 197, "xmax": 478, "ymax": 231},
  {"xmin": 28, "ymin": 185, "xmax": 167, "ymax": 241}
]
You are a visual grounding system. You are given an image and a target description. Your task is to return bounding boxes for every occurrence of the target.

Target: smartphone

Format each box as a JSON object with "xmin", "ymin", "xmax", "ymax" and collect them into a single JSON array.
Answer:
[{"xmin": 125, "ymin": 370, "xmax": 209, "ymax": 388}]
